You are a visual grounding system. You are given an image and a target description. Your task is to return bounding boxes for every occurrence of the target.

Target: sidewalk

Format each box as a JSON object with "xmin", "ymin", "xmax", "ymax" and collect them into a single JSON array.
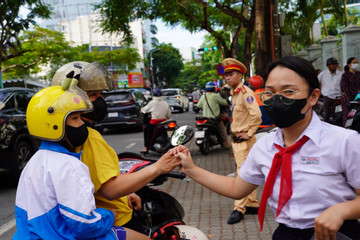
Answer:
[{"xmin": 159, "ymin": 140, "xmax": 277, "ymax": 240}]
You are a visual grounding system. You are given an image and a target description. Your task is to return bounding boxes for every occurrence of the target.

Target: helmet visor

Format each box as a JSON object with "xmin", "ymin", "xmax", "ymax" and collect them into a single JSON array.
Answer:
[{"xmin": 80, "ymin": 62, "xmax": 114, "ymax": 91}]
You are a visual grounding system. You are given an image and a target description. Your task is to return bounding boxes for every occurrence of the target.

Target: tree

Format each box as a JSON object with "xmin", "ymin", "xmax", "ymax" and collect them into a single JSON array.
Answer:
[
  {"xmin": 150, "ymin": 43, "xmax": 183, "ymax": 87},
  {"xmin": 94, "ymin": 0, "xmax": 260, "ymax": 72},
  {"xmin": 0, "ymin": 0, "xmax": 52, "ymax": 86},
  {"xmin": 2, "ymin": 27, "xmax": 141, "ymax": 80}
]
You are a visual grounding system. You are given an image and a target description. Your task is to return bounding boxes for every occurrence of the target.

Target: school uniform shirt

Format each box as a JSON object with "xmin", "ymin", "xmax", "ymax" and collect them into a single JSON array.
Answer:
[
  {"xmin": 239, "ymin": 112, "xmax": 360, "ymax": 229},
  {"xmin": 14, "ymin": 141, "xmax": 116, "ymax": 240},
  {"xmin": 230, "ymin": 82, "xmax": 262, "ymax": 137},
  {"xmin": 75, "ymin": 128, "xmax": 132, "ymax": 226},
  {"xmin": 318, "ymin": 69, "xmax": 342, "ymax": 99}
]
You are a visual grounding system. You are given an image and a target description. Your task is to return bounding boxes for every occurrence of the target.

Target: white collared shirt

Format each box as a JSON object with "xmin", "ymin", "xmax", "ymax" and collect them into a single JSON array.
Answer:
[
  {"xmin": 239, "ymin": 112, "xmax": 360, "ymax": 229},
  {"xmin": 318, "ymin": 69, "xmax": 342, "ymax": 99}
]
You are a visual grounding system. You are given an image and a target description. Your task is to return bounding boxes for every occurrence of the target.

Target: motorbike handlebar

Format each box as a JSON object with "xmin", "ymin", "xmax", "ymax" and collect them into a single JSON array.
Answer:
[{"xmin": 164, "ymin": 171, "xmax": 186, "ymax": 179}]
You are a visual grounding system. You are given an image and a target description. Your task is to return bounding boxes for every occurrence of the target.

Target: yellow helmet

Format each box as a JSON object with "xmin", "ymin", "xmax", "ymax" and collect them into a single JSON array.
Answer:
[
  {"xmin": 26, "ymin": 86, "xmax": 93, "ymax": 141},
  {"xmin": 51, "ymin": 61, "xmax": 114, "ymax": 91}
]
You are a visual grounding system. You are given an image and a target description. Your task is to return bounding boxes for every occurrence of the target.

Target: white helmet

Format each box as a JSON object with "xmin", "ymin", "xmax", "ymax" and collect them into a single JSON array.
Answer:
[{"xmin": 165, "ymin": 225, "xmax": 208, "ymax": 240}]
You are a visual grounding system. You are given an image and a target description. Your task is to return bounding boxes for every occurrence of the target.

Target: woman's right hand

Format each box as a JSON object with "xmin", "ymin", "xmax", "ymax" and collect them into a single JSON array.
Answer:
[{"xmin": 176, "ymin": 151, "xmax": 195, "ymax": 175}]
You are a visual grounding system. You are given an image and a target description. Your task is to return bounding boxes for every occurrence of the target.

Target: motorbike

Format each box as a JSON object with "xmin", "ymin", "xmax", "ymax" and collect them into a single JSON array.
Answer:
[
  {"xmin": 192, "ymin": 99, "xmax": 200, "ymax": 113},
  {"xmin": 332, "ymin": 96, "xmax": 343, "ymax": 126},
  {"xmin": 143, "ymin": 113, "xmax": 177, "ymax": 155},
  {"xmin": 194, "ymin": 116, "xmax": 224, "ymax": 155},
  {"xmin": 344, "ymin": 94, "xmax": 360, "ymax": 133},
  {"xmin": 118, "ymin": 126, "xmax": 208, "ymax": 240}
]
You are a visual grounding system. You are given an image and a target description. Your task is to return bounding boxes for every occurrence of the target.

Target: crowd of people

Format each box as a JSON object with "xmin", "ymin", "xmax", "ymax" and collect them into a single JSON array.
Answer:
[
  {"xmin": 317, "ymin": 56, "xmax": 360, "ymax": 126},
  {"xmin": 13, "ymin": 55, "xmax": 360, "ymax": 240}
]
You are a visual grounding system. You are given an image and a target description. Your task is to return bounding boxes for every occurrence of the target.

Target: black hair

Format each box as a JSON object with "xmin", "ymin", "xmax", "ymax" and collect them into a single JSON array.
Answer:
[
  {"xmin": 265, "ymin": 56, "xmax": 320, "ymax": 92},
  {"xmin": 344, "ymin": 57, "xmax": 356, "ymax": 72}
]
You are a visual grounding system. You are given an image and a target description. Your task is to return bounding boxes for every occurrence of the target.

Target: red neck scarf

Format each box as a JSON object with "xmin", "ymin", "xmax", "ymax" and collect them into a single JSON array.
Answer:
[{"xmin": 258, "ymin": 135, "xmax": 309, "ymax": 231}]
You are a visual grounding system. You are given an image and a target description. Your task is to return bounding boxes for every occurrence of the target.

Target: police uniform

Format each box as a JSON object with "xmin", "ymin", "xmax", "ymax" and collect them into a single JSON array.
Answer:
[
  {"xmin": 239, "ymin": 113, "xmax": 360, "ymax": 239},
  {"xmin": 222, "ymin": 58, "xmax": 262, "ymax": 215}
]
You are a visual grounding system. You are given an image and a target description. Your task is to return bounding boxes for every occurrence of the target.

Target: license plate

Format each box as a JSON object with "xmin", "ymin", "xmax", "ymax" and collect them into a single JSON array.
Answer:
[
  {"xmin": 345, "ymin": 118, "xmax": 353, "ymax": 128},
  {"xmin": 195, "ymin": 131, "xmax": 205, "ymax": 138},
  {"xmin": 108, "ymin": 112, "xmax": 118, "ymax": 117},
  {"xmin": 335, "ymin": 105, "xmax": 342, "ymax": 113}
]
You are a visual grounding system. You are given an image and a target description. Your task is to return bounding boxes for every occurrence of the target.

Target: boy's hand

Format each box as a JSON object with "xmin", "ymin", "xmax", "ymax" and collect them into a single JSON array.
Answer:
[{"xmin": 110, "ymin": 209, "xmax": 117, "ymax": 220}]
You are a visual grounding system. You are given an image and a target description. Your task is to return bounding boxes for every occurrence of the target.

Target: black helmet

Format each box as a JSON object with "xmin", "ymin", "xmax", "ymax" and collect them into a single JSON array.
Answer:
[{"xmin": 326, "ymin": 57, "xmax": 338, "ymax": 65}]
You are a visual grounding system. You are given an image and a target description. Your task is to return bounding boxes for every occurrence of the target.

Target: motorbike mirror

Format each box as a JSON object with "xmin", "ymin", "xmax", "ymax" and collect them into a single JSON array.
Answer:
[{"xmin": 171, "ymin": 125, "xmax": 194, "ymax": 146}]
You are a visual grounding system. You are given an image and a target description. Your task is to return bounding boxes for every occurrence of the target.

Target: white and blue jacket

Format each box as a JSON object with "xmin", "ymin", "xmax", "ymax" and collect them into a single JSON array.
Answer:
[{"xmin": 13, "ymin": 141, "xmax": 117, "ymax": 239}]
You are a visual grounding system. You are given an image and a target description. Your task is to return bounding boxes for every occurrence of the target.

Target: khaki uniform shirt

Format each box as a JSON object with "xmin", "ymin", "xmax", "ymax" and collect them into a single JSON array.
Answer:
[{"xmin": 230, "ymin": 82, "xmax": 262, "ymax": 137}]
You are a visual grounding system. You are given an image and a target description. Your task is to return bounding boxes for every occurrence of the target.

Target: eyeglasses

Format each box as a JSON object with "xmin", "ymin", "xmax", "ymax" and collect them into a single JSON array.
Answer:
[{"xmin": 258, "ymin": 89, "xmax": 309, "ymax": 106}]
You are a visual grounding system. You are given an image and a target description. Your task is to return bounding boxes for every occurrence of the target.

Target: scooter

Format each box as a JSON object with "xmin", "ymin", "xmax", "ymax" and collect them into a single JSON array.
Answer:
[
  {"xmin": 143, "ymin": 113, "xmax": 177, "ymax": 155},
  {"xmin": 193, "ymin": 99, "xmax": 200, "ymax": 113},
  {"xmin": 194, "ymin": 116, "xmax": 224, "ymax": 155},
  {"xmin": 118, "ymin": 126, "xmax": 208, "ymax": 240},
  {"xmin": 332, "ymin": 96, "xmax": 343, "ymax": 126}
]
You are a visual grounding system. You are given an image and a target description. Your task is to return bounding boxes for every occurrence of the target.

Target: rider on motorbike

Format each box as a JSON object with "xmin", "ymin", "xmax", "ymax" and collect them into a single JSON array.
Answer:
[
  {"xmin": 140, "ymin": 88, "xmax": 171, "ymax": 154},
  {"xmin": 52, "ymin": 62, "xmax": 181, "ymax": 239},
  {"xmin": 197, "ymin": 82, "xmax": 230, "ymax": 149}
]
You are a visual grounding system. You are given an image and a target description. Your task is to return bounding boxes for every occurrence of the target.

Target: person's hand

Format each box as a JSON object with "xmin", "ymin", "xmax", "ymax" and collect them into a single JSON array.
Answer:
[
  {"xmin": 235, "ymin": 131, "xmax": 250, "ymax": 140},
  {"xmin": 127, "ymin": 193, "xmax": 142, "ymax": 211},
  {"xmin": 176, "ymin": 151, "xmax": 195, "ymax": 175},
  {"xmin": 314, "ymin": 204, "xmax": 344, "ymax": 240},
  {"xmin": 152, "ymin": 147, "xmax": 184, "ymax": 174},
  {"xmin": 168, "ymin": 145, "xmax": 189, "ymax": 156}
]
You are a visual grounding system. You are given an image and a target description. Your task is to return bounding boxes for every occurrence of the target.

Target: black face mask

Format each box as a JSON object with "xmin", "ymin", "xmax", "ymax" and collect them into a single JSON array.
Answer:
[
  {"xmin": 65, "ymin": 124, "xmax": 89, "ymax": 147},
  {"xmin": 264, "ymin": 95, "xmax": 308, "ymax": 128},
  {"xmin": 82, "ymin": 97, "xmax": 107, "ymax": 122}
]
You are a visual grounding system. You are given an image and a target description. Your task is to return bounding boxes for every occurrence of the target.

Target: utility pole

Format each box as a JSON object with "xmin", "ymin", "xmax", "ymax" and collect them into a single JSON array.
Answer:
[{"xmin": 149, "ymin": 48, "xmax": 159, "ymax": 96}]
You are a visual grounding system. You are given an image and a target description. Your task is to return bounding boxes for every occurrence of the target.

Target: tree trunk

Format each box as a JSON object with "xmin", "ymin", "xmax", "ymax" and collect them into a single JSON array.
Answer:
[
  {"xmin": 320, "ymin": 8, "xmax": 328, "ymax": 36},
  {"xmin": 254, "ymin": 0, "xmax": 272, "ymax": 77},
  {"xmin": 343, "ymin": 0, "xmax": 348, "ymax": 26},
  {"xmin": 243, "ymin": 0, "xmax": 255, "ymax": 76}
]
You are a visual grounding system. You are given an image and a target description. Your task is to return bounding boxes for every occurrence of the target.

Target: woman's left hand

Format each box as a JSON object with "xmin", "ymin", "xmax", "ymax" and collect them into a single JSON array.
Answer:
[{"xmin": 127, "ymin": 193, "xmax": 142, "ymax": 211}]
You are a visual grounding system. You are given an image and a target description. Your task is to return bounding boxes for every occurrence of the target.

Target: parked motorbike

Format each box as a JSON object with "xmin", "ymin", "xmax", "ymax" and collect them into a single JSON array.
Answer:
[
  {"xmin": 195, "ymin": 116, "xmax": 224, "ymax": 155},
  {"xmin": 332, "ymin": 96, "xmax": 343, "ymax": 126},
  {"xmin": 192, "ymin": 99, "xmax": 200, "ymax": 113},
  {"xmin": 143, "ymin": 113, "xmax": 177, "ymax": 154},
  {"xmin": 344, "ymin": 95, "xmax": 360, "ymax": 133},
  {"xmin": 118, "ymin": 126, "xmax": 208, "ymax": 240}
]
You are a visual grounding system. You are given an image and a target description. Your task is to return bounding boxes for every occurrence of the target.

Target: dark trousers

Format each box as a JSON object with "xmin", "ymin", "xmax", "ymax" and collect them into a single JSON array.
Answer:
[
  {"xmin": 323, "ymin": 96, "xmax": 335, "ymax": 123},
  {"xmin": 272, "ymin": 220, "xmax": 360, "ymax": 240},
  {"xmin": 144, "ymin": 123, "xmax": 156, "ymax": 148}
]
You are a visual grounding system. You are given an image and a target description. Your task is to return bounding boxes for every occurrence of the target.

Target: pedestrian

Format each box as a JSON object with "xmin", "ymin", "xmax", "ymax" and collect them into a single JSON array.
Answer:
[
  {"xmin": 14, "ymin": 84, "xmax": 133, "ymax": 239},
  {"xmin": 222, "ymin": 58, "xmax": 262, "ymax": 224},
  {"xmin": 51, "ymin": 62, "xmax": 180, "ymax": 237},
  {"xmin": 340, "ymin": 57, "xmax": 360, "ymax": 126},
  {"xmin": 197, "ymin": 81, "xmax": 230, "ymax": 149},
  {"xmin": 141, "ymin": 88, "xmax": 171, "ymax": 154},
  {"xmin": 176, "ymin": 55, "xmax": 360, "ymax": 240},
  {"xmin": 317, "ymin": 57, "xmax": 342, "ymax": 123}
]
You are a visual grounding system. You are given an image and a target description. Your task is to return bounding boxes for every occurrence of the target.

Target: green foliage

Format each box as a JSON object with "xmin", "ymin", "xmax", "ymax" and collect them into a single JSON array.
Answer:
[
  {"xmin": 2, "ymin": 27, "xmax": 141, "ymax": 80},
  {"xmin": 151, "ymin": 43, "xmax": 184, "ymax": 87},
  {"xmin": 0, "ymin": 0, "xmax": 52, "ymax": 63}
]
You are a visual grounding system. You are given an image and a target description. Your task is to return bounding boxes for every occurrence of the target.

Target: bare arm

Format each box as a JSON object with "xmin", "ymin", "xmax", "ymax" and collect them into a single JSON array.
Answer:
[
  {"xmin": 177, "ymin": 151, "xmax": 258, "ymax": 199},
  {"xmin": 99, "ymin": 148, "xmax": 182, "ymax": 200},
  {"xmin": 314, "ymin": 189, "xmax": 360, "ymax": 240}
]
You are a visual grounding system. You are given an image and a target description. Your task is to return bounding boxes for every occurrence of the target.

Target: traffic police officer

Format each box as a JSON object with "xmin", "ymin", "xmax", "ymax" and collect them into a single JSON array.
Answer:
[{"xmin": 222, "ymin": 58, "xmax": 262, "ymax": 224}]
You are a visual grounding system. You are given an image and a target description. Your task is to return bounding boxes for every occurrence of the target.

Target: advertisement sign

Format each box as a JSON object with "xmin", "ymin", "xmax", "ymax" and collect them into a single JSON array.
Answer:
[{"xmin": 128, "ymin": 72, "xmax": 144, "ymax": 88}]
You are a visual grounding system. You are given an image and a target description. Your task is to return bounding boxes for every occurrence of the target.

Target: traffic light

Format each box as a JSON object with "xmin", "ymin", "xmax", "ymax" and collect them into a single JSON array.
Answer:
[{"xmin": 198, "ymin": 46, "xmax": 217, "ymax": 52}]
